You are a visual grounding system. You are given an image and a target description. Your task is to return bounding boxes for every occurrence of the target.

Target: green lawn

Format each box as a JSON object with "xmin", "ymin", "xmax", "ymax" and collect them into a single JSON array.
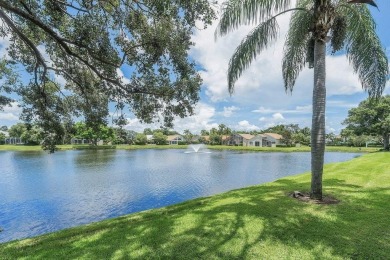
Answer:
[
  {"xmin": 1, "ymin": 152, "xmax": 389, "ymax": 259},
  {"xmin": 208, "ymin": 145, "xmax": 380, "ymax": 153},
  {"xmin": 0, "ymin": 145, "xmax": 74, "ymax": 151}
]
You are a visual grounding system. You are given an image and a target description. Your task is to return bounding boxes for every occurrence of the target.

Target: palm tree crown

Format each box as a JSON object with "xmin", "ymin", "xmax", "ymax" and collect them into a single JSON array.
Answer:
[{"xmin": 216, "ymin": 0, "xmax": 388, "ymax": 199}]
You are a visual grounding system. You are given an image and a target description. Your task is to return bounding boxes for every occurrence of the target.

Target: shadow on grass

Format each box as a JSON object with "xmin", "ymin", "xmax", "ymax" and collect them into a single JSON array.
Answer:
[{"xmin": 1, "ymin": 174, "xmax": 389, "ymax": 259}]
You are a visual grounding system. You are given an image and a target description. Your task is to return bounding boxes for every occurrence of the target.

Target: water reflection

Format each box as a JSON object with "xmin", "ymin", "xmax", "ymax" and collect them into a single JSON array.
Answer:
[{"xmin": 0, "ymin": 150, "xmax": 360, "ymax": 243}]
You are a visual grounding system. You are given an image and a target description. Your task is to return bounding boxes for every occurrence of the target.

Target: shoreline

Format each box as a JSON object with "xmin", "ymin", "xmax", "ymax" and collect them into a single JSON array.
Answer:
[{"xmin": 0, "ymin": 144, "xmax": 381, "ymax": 153}]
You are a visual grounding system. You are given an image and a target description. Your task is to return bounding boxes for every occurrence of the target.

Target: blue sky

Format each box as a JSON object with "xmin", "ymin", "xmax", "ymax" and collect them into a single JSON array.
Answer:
[{"xmin": 1, "ymin": 1, "xmax": 389, "ymax": 134}]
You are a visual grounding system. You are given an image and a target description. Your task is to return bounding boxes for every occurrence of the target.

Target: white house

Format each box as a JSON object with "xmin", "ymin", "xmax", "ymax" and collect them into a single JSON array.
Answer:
[
  {"xmin": 245, "ymin": 133, "xmax": 284, "ymax": 147},
  {"xmin": 247, "ymin": 134, "xmax": 266, "ymax": 147}
]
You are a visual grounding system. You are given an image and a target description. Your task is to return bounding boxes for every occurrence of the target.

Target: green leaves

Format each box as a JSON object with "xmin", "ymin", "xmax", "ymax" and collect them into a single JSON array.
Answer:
[
  {"xmin": 342, "ymin": 4, "xmax": 389, "ymax": 98},
  {"xmin": 343, "ymin": 95, "xmax": 390, "ymax": 150},
  {"xmin": 282, "ymin": 1, "xmax": 312, "ymax": 92},
  {"xmin": 228, "ymin": 17, "xmax": 279, "ymax": 94},
  {"xmin": 215, "ymin": 0, "xmax": 292, "ymax": 38}
]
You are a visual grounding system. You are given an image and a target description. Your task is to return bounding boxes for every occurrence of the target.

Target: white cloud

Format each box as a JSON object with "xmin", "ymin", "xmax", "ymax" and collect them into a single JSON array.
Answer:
[
  {"xmin": 123, "ymin": 102, "xmax": 218, "ymax": 134},
  {"xmin": 235, "ymin": 120, "xmax": 260, "ymax": 131},
  {"xmin": 0, "ymin": 112, "xmax": 19, "ymax": 121},
  {"xmin": 116, "ymin": 68, "xmax": 131, "ymax": 84},
  {"xmin": 252, "ymin": 105, "xmax": 312, "ymax": 114},
  {"xmin": 172, "ymin": 102, "xmax": 218, "ymax": 133},
  {"xmin": 327, "ymin": 100, "xmax": 358, "ymax": 108},
  {"xmin": 2, "ymin": 102, "xmax": 22, "ymax": 114},
  {"xmin": 0, "ymin": 102, "xmax": 22, "ymax": 124},
  {"xmin": 272, "ymin": 113, "xmax": 284, "ymax": 120},
  {"xmin": 222, "ymin": 106, "xmax": 239, "ymax": 117}
]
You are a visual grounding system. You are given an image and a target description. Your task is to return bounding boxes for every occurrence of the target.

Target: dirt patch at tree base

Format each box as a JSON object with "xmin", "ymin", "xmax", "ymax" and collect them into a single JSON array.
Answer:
[{"xmin": 289, "ymin": 191, "xmax": 340, "ymax": 205}]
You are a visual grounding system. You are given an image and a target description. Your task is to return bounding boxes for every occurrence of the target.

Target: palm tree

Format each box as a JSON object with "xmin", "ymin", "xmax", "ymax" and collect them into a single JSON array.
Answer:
[{"xmin": 216, "ymin": 0, "xmax": 388, "ymax": 199}]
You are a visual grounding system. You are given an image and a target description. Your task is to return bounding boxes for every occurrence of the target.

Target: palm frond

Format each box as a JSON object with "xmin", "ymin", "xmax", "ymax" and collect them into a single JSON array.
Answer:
[
  {"xmin": 282, "ymin": 0, "xmax": 312, "ymax": 92},
  {"xmin": 341, "ymin": 4, "xmax": 389, "ymax": 98},
  {"xmin": 215, "ymin": 0, "xmax": 292, "ymax": 39},
  {"xmin": 227, "ymin": 17, "xmax": 279, "ymax": 94}
]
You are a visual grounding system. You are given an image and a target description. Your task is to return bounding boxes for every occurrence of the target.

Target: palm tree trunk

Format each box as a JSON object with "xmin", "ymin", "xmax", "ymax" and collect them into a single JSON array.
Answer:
[{"xmin": 311, "ymin": 39, "xmax": 326, "ymax": 200}]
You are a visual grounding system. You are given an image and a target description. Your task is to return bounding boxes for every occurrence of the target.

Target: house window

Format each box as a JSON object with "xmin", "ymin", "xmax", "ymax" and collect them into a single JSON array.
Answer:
[{"xmin": 255, "ymin": 141, "xmax": 260, "ymax": 147}]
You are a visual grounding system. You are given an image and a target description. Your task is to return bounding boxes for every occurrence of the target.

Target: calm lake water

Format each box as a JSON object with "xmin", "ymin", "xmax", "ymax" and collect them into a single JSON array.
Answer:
[{"xmin": 0, "ymin": 149, "xmax": 360, "ymax": 243}]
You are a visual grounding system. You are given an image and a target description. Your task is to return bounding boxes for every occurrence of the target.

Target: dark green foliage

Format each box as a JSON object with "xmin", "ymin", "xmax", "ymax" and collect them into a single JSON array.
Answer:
[
  {"xmin": 135, "ymin": 133, "xmax": 147, "ymax": 145},
  {"xmin": 153, "ymin": 132, "xmax": 167, "ymax": 145},
  {"xmin": 330, "ymin": 15, "xmax": 347, "ymax": 54},
  {"xmin": 343, "ymin": 95, "xmax": 390, "ymax": 150}
]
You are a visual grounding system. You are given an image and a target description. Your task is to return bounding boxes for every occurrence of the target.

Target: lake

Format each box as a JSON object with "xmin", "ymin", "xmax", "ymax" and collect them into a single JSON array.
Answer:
[{"xmin": 0, "ymin": 149, "xmax": 360, "ymax": 243}]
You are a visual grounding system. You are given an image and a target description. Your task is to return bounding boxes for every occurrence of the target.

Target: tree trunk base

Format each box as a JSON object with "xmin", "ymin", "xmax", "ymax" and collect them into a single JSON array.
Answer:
[{"xmin": 290, "ymin": 191, "xmax": 339, "ymax": 204}]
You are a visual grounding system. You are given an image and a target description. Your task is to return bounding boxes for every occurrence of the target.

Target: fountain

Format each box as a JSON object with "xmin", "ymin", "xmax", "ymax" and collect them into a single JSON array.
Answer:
[{"xmin": 185, "ymin": 144, "xmax": 211, "ymax": 154}]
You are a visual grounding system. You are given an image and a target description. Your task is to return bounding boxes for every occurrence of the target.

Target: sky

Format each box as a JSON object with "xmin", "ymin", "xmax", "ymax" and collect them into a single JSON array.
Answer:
[{"xmin": 1, "ymin": 1, "xmax": 389, "ymax": 134}]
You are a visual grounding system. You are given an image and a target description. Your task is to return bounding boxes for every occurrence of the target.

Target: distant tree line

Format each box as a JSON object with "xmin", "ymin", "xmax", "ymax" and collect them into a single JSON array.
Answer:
[{"xmin": 2, "ymin": 94, "xmax": 389, "ymax": 149}]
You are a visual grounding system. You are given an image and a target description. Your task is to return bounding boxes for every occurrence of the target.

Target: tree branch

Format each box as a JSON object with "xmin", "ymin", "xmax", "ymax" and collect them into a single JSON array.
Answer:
[{"xmin": 0, "ymin": 8, "xmax": 47, "ymax": 85}]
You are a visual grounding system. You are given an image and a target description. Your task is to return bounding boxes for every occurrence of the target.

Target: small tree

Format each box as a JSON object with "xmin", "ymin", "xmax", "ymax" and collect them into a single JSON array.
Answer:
[
  {"xmin": 343, "ymin": 95, "xmax": 390, "ymax": 150},
  {"xmin": 135, "ymin": 133, "xmax": 148, "ymax": 145},
  {"xmin": 183, "ymin": 129, "xmax": 193, "ymax": 144},
  {"xmin": 0, "ymin": 132, "xmax": 5, "ymax": 144},
  {"xmin": 8, "ymin": 123, "xmax": 26, "ymax": 138},
  {"xmin": 153, "ymin": 132, "xmax": 167, "ymax": 145}
]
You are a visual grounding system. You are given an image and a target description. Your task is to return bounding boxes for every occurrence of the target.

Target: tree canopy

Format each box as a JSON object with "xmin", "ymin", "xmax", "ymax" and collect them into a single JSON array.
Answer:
[
  {"xmin": 343, "ymin": 95, "xmax": 390, "ymax": 150},
  {"xmin": 0, "ymin": 0, "xmax": 215, "ymax": 151}
]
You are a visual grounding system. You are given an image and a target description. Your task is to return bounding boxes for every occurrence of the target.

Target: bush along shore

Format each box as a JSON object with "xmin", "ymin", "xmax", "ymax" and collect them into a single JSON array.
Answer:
[{"xmin": 1, "ymin": 152, "xmax": 389, "ymax": 259}]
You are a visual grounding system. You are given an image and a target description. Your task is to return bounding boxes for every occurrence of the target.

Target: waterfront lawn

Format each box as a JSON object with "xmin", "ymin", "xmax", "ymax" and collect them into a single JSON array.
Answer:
[
  {"xmin": 1, "ymin": 152, "xmax": 389, "ymax": 259},
  {"xmin": 208, "ymin": 145, "xmax": 380, "ymax": 153}
]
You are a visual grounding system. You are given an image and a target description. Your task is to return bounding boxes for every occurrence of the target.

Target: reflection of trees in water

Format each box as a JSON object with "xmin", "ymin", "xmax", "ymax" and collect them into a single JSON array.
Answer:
[
  {"xmin": 74, "ymin": 150, "xmax": 117, "ymax": 168},
  {"xmin": 12, "ymin": 151, "xmax": 45, "ymax": 159}
]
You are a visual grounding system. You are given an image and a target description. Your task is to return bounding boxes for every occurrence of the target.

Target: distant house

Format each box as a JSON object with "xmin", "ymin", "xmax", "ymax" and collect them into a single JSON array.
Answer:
[
  {"xmin": 71, "ymin": 138, "xmax": 90, "ymax": 145},
  {"xmin": 71, "ymin": 138, "xmax": 104, "ymax": 145},
  {"xmin": 263, "ymin": 133, "xmax": 283, "ymax": 147},
  {"xmin": 247, "ymin": 134, "xmax": 267, "ymax": 147},
  {"xmin": 146, "ymin": 135, "xmax": 154, "ymax": 143},
  {"xmin": 200, "ymin": 135, "xmax": 210, "ymax": 144},
  {"xmin": 243, "ymin": 133, "xmax": 284, "ymax": 147},
  {"xmin": 167, "ymin": 135, "xmax": 184, "ymax": 145},
  {"xmin": 2, "ymin": 131, "xmax": 25, "ymax": 145},
  {"xmin": 228, "ymin": 133, "xmax": 254, "ymax": 146}
]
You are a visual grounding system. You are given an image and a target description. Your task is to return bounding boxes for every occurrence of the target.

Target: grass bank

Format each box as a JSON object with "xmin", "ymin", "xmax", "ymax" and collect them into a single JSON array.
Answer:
[
  {"xmin": 1, "ymin": 152, "xmax": 389, "ymax": 259},
  {"xmin": 208, "ymin": 145, "xmax": 380, "ymax": 153},
  {"xmin": 0, "ymin": 145, "xmax": 115, "ymax": 152}
]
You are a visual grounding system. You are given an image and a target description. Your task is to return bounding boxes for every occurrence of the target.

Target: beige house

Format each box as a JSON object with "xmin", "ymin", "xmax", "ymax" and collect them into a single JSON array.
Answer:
[
  {"xmin": 228, "ymin": 133, "xmax": 254, "ymax": 146},
  {"xmin": 263, "ymin": 133, "xmax": 283, "ymax": 147},
  {"xmin": 167, "ymin": 135, "xmax": 185, "ymax": 145}
]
